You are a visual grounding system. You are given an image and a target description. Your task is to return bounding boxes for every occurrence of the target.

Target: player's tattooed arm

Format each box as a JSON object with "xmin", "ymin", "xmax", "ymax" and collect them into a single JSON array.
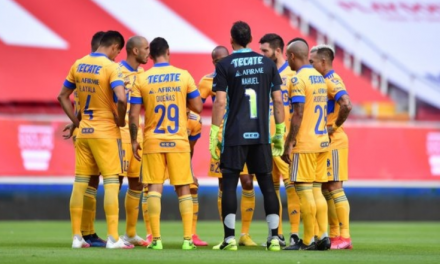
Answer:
[
  {"xmin": 282, "ymin": 103, "xmax": 304, "ymax": 164},
  {"xmin": 129, "ymin": 123, "xmax": 138, "ymax": 142},
  {"xmin": 335, "ymin": 94, "xmax": 352, "ymax": 127}
]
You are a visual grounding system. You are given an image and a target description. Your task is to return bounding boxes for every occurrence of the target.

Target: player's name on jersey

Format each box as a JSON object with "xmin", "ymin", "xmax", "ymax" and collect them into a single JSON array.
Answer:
[
  {"xmin": 236, "ymin": 67, "xmax": 264, "ymax": 77},
  {"xmin": 241, "ymin": 77, "xmax": 259, "ymax": 85},
  {"xmin": 156, "ymin": 94, "xmax": 176, "ymax": 102},
  {"xmin": 314, "ymin": 88, "xmax": 327, "ymax": 102},
  {"xmin": 147, "ymin": 73, "xmax": 181, "ymax": 83},
  {"xmin": 231, "ymin": 56, "xmax": 263, "ymax": 67},
  {"xmin": 78, "ymin": 85, "xmax": 96, "ymax": 93}
]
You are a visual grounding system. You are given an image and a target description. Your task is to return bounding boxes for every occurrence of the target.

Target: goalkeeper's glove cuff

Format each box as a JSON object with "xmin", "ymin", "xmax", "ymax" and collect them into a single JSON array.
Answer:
[{"xmin": 275, "ymin": 122, "xmax": 286, "ymax": 135}]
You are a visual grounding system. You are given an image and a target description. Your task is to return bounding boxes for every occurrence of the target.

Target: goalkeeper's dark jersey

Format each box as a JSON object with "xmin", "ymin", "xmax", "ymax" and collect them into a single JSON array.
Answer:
[{"xmin": 213, "ymin": 49, "xmax": 282, "ymax": 146}]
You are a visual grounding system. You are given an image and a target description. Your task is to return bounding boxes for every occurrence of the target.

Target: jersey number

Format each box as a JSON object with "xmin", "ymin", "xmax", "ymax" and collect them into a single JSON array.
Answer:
[
  {"xmin": 154, "ymin": 104, "xmax": 179, "ymax": 134},
  {"xmin": 314, "ymin": 105, "xmax": 327, "ymax": 135},
  {"xmin": 245, "ymin": 88, "xmax": 257, "ymax": 119},
  {"xmin": 84, "ymin": 95, "xmax": 93, "ymax": 120}
]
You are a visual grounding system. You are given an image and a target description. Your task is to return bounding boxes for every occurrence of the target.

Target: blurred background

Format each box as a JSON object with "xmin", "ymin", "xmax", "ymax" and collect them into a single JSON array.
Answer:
[{"xmin": 0, "ymin": 0, "xmax": 439, "ymax": 221}]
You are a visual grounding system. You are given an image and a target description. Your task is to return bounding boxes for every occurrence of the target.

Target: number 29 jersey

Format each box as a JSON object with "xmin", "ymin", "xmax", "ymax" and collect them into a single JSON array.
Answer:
[
  {"xmin": 131, "ymin": 63, "xmax": 200, "ymax": 154},
  {"xmin": 289, "ymin": 65, "xmax": 329, "ymax": 153},
  {"xmin": 213, "ymin": 49, "xmax": 282, "ymax": 147}
]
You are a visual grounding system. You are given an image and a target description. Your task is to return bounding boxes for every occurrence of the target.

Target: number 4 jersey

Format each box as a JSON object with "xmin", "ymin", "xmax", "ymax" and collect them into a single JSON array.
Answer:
[
  {"xmin": 63, "ymin": 52, "xmax": 124, "ymax": 139},
  {"xmin": 289, "ymin": 65, "xmax": 329, "ymax": 153},
  {"xmin": 131, "ymin": 62, "xmax": 200, "ymax": 153},
  {"xmin": 213, "ymin": 49, "xmax": 282, "ymax": 146}
]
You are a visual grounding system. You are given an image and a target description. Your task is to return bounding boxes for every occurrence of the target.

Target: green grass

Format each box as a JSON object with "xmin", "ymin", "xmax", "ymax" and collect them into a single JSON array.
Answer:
[{"xmin": 0, "ymin": 221, "xmax": 439, "ymax": 263}]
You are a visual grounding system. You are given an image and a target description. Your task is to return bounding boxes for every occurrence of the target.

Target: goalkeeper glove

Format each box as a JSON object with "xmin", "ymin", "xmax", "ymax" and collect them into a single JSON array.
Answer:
[
  {"xmin": 209, "ymin": 125, "xmax": 220, "ymax": 160},
  {"xmin": 271, "ymin": 122, "xmax": 285, "ymax": 157}
]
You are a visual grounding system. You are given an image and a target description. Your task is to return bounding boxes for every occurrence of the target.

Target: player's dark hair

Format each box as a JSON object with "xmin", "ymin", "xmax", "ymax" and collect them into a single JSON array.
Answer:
[
  {"xmin": 231, "ymin": 21, "xmax": 252, "ymax": 48},
  {"xmin": 91, "ymin": 31, "xmax": 105, "ymax": 52},
  {"xmin": 317, "ymin": 47, "xmax": 335, "ymax": 62},
  {"xmin": 149, "ymin": 37, "xmax": 169, "ymax": 59},
  {"xmin": 259, "ymin": 33, "xmax": 285, "ymax": 52},
  {"xmin": 99, "ymin": 30, "xmax": 125, "ymax": 50},
  {"xmin": 287, "ymin": 37, "xmax": 309, "ymax": 47}
]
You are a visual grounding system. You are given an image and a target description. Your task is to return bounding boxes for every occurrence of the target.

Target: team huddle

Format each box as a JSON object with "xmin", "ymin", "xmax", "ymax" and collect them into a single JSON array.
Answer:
[{"xmin": 58, "ymin": 21, "xmax": 352, "ymax": 251}]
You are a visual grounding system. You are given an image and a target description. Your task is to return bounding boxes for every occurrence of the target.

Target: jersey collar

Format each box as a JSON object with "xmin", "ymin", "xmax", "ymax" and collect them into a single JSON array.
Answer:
[
  {"xmin": 154, "ymin": 62, "xmax": 170, "ymax": 67},
  {"xmin": 90, "ymin": 52, "xmax": 108, "ymax": 58},
  {"xmin": 120, "ymin": 60, "xmax": 137, "ymax": 72},
  {"xmin": 297, "ymin": 64, "xmax": 313, "ymax": 73},
  {"xmin": 278, "ymin": 61, "xmax": 289, "ymax": 73},
  {"xmin": 233, "ymin": 48, "xmax": 252, "ymax": 53},
  {"xmin": 324, "ymin": 69, "xmax": 335, "ymax": 79}
]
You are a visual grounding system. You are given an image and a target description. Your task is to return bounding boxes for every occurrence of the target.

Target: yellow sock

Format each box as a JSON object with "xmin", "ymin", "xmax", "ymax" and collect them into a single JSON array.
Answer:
[
  {"xmin": 81, "ymin": 186, "xmax": 97, "ymax": 236},
  {"xmin": 125, "ymin": 189, "xmax": 141, "ymax": 237},
  {"xmin": 240, "ymin": 189, "xmax": 255, "ymax": 234},
  {"xmin": 179, "ymin": 194, "xmax": 193, "ymax": 240},
  {"xmin": 274, "ymin": 182, "xmax": 283, "ymax": 235},
  {"xmin": 295, "ymin": 184, "xmax": 316, "ymax": 245},
  {"xmin": 142, "ymin": 188, "xmax": 152, "ymax": 235},
  {"xmin": 147, "ymin": 191, "xmax": 162, "ymax": 240},
  {"xmin": 103, "ymin": 176, "xmax": 120, "ymax": 240},
  {"xmin": 217, "ymin": 190, "xmax": 222, "ymax": 221},
  {"xmin": 331, "ymin": 188, "xmax": 350, "ymax": 238},
  {"xmin": 191, "ymin": 193, "xmax": 198, "ymax": 235},
  {"xmin": 70, "ymin": 176, "xmax": 90, "ymax": 237},
  {"xmin": 284, "ymin": 179, "xmax": 300, "ymax": 234},
  {"xmin": 323, "ymin": 189, "xmax": 339, "ymax": 238},
  {"xmin": 313, "ymin": 183, "xmax": 328, "ymax": 239}
]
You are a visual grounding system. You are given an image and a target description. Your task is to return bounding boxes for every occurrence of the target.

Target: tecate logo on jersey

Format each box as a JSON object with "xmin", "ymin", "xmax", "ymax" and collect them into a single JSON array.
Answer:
[
  {"xmin": 18, "ymin": 125, "xmax": 54, "ymax": 171},
  {"xmin": 243, "ymin": 132, "xmax": 260, "ymax": 139},
  {"xmin": 160, "ymin": 142, "xmax": 176, "ymax": 147},
  {"xmin": 82, "ymin": 128, "xmax": 95, "ymax": 134}
]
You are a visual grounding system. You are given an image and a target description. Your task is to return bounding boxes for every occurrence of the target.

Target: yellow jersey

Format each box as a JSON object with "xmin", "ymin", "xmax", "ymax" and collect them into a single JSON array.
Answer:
[
  {"xmin": 187, "ymin": 111, "xmax": 202, "ymax": 141},
  {"xmin": 270, "ymin": 61, "xmax": 296, "ymax": 136},
  {"xmin": 325, "ymin": 70, "xmax": 349, "ymax": 150},
  {"xmin": 119, "ymin": 60, "xmax": 144, "ymax": 144},
  {"xmin": 198, "ymin": 73, "xmax": 216, "ymax": 103},
  {"xmin": 131, "ymin": 62, "xmax": 200, "ymax": 153},
  {"xmin": 72, "ymin": 90, "xmax": 80, "ymax": 138},
  {"xmin": 289, "ymin": 65, "xmax": 329, "ymax": 153},
  {"xmin": 64, "ymin": 52, "xmax": 124, "ymax": 139}
]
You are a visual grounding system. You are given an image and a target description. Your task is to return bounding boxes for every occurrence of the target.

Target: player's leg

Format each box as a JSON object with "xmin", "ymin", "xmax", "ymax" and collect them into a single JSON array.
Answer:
[
  {"xmin": 82, "ymin": 175, "xmax": 106, "ymax": 247},
  {"xmin": 247, "ymin": 144, "xmax": 280, "ymax": 251},
  {"xmin": 94, "ymin": 138, "xmax": 133, "ymax": 249},
  {"xmin": 141, "ymin": 186, "xmax": 152, "ymax": 245},
  {"xmin": 238, "ymin": 172, "xmax": 257, "ymax": 246},
  {"xmin": 314, "ymin": 151, "xmax": 330, "ymax": 250},
  {"xmin": 169, "ymin": 152, "xmax": 196, "ymax": 250},
  {"xmin": 190, "ymin": 184, "xmax": 208, "ymax": 246},
  {"xmin": 327, "ymin": 148, "xmax": 351, "ymax": 249},
  {"xmin": 284, "ymin": 153, "xmax": 316, "ymax": 250},
  {"xmin": 71, "ymin": 138, "xmax": 97, "ymax": 248},
  {"xmin": 142, "ymin": 153, "xmax": 166, "ymax": 250}
]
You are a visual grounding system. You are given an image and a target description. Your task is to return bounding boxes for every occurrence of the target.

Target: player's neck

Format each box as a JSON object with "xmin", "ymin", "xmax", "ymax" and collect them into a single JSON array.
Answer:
[
  {"xmin": 276, "ymin": 57, "xmax": 286, "ymax": 69},
  {"xmin": 125, "ymin": 56, "xmax": 140, "ymax": 70},
  {"xmin": 232, "ymin": 43, "xmax": 250, "ymax": 51},
  {"xmin": 94, "ymin": 47, "xmax": 111, "ymax": 58},
  {"xmin": 323, "ymin": 67, "xmax": 334, "ymax": 76},
  {"xmin": 153, "ymin": 56, "xmax": 169, "ymax": 65}
]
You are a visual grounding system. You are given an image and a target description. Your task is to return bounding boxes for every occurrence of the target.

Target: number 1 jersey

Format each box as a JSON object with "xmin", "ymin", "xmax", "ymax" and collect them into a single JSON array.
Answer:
[
  {"xmin": 131, "ymin": 63, "xmax": 200, "ymax": 154},
  {"xmin": 213, "ymin": 49, "xmax": 282, "ymax": 146}
]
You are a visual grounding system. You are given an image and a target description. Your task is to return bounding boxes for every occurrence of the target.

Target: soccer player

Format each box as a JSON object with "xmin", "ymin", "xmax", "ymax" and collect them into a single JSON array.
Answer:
[
  {"xmin": 63, "ymin": 31, "xmax": 107, "ymax": 247},
  {"xmin": 118, "ymin": 36, "xmax": 150, "ymax": 246},
  {"xmin": 129, "ymin": 37, "xmax": 202, "ymax": 250},
  {"xmin": 281, "ymin": 40, "xmax": 330, "ymax": 250},
  {"xmin": 259, "ymin": 33, "xmax": 301, "ymax": 247},
  {"xmin": 58, "ymin": 31, "xmax": 133, "ymax": 249},
  {"xmin": 309, "ymin": 45, "xmax": 352, "ymax": 249},
  {"xmin": 199, "ymin": 46, "xmax": 258, "ymax": 246},
  {"xmin": 210, "ymin": 21, "xmax": 285, "ymax": 251}
]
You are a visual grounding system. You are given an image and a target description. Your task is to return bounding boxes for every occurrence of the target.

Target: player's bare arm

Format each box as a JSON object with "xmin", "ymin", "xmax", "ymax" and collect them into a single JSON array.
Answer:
[
  {"xmin": 271, "ymin": 89, "xmax": 285, "ymax": 124},
  {"xmin": 58, "ymin": 86, "xmax": 79, "ymax": 128},
  {"xmin": 281, "ymin": 102, "xmax": 304, "ymax": 164},
  {"xmin": 63, "ymin": 111, "xmax": 82, "ymax": 140},
  {"xmin": 114, "ymin": 85, "xmax": 127, "ymax": 127},
  {"xmin": 187, "ymin": 97, "xmax": 203, "ymax": 114},
  {"xmin": 129, "ymin": 103, "xmax": 142, "ymax": 161},
  {"xmin": 212, "ymin": 91, "xmax": 226, "ymax": 127},
  {"xmin": 329, "ymin": 94, "xmax": 352, "ymax": 135}
]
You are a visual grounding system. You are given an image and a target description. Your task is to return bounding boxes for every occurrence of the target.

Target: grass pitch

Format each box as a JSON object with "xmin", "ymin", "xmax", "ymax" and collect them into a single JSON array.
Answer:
[{"xmin": 0, "ymin": 221, "xmax": 439, "ymax": 264}]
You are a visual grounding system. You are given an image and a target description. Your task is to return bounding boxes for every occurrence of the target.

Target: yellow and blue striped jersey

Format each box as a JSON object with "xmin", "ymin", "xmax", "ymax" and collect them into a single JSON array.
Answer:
[{"xmin": 64, "ymin": 52, "xmax": 124, "ymax": 139}]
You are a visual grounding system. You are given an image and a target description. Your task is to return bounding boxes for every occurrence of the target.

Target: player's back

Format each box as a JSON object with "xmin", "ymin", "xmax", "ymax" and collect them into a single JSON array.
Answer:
[
  {"xmin": 66, "ymin": 53, "xmax": 124, "ymax": 139},
  {"xmin": 198, "ymin": 73, "xmax": 216, "ymax": 103},
  {"xmin": 214, "ymin": 50, "xmax": 281, "ymax": 147},
  {"xmin": 135, "ymin": 63, "xmax": 198, "ymax": 153},
  {"xmin": 290, "ymin": 65, "xmax": 329, "ymax": 153}
]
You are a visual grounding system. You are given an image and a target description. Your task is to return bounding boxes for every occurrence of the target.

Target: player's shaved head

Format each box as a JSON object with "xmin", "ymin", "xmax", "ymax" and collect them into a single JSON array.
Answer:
[
  {"xmin": 211, "ymin": 46, "xmax": 229, "ymax": 65},
  {"xmin": 287, "ymin": 41, "xmax": 309, "ymax": 60},
  {"xmin": 126, "ymin": 36, "xmax": 147, "ymax": 54}
]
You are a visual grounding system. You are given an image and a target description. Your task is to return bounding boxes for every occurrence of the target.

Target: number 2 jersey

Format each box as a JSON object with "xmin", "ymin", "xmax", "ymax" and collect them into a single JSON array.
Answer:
[
  {"xmin": 289, "ymin": 65, "xmax": 329, "ymax": 153},
  {"xmin": 131, "ymin": 62, "xmax": 200, "ymax": 153},
  {"xmin": 213, "ymin": 49, "xmax": 282, "ymax": 146},
  {"xmin": 63, "ymin": 52, "xmax": 124, "ymax": 139}
]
